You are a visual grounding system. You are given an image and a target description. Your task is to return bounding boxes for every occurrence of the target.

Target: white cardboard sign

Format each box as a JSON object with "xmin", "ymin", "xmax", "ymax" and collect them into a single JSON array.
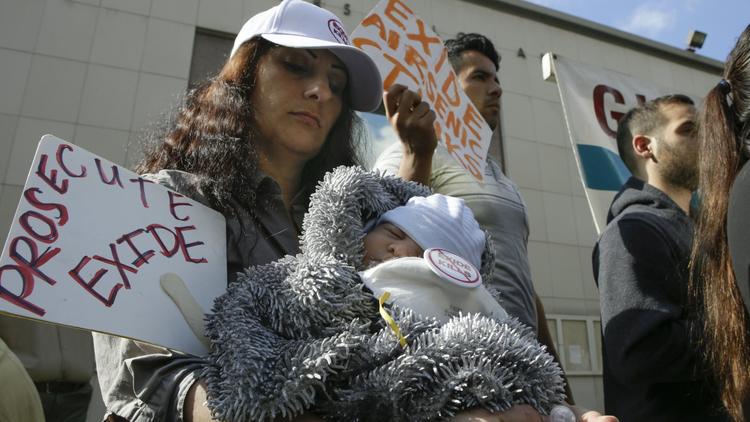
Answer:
[
  {"xmin": 352, "ymin": 0, "xmax": 492, "ymax": 181},
  {"xmin": 0, "ymin": 135, "xmax": 227, "ymax": 355}
]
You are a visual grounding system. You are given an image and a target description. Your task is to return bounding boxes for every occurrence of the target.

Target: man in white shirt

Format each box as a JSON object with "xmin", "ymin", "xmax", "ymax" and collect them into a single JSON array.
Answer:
[{"xmin": 373, "ymin": 32, "xmax": 572, "ymax": 401}]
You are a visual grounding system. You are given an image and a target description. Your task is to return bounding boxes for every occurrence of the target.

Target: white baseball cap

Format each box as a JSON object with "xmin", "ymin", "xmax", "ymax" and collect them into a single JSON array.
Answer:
[{"xmin": 232, "ymin": 0, "xmax": 383, "ymax": 112}]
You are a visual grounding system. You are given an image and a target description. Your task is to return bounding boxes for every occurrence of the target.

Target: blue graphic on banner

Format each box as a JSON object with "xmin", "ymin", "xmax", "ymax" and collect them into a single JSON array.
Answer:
[{"xmin": 577, "ymin": 144, "xmax": 631, "ymax": 191}]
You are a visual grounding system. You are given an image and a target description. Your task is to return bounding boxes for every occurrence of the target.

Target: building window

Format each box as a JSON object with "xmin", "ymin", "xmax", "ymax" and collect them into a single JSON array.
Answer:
[
  {"xmin": 547, "ymin": 315, "xmax": 603, "ymax": 375},
  {"xmin": 188, "ymin": 29, "xmax": 234, "ymax": 88},
  {"xmin": 360, "ymin": 112, "xmax": 396, "ymax": 168}
]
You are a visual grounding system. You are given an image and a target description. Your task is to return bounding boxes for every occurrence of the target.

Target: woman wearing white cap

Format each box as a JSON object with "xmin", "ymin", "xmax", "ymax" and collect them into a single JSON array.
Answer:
[
  {"xmin": 93, "ymin": 1, "xmax": 382, "ymax": 421},
  {"xmin": 93, "ymin": 1, "xmax": 614, "ymax": 421}
]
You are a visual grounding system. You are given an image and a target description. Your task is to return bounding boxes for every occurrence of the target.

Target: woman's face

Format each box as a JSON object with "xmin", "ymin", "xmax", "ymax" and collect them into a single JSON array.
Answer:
[{"xmin": 252, "ymin": 46, "xmax": 347, "ymax": 166}]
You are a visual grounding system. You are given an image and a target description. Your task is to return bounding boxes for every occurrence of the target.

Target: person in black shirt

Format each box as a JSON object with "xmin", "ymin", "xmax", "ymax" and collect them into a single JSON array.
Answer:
[{"xmin": 593, "ymin": 94, "xmax": 728, "ymax": 421}]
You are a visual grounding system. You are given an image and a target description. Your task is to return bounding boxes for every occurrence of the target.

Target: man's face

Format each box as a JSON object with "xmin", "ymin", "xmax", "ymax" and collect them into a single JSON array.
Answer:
[
  {"xmin": 362, "ymin": 223, "xmax": 423, "ymax": 268},
  {"xmin": 455, "ymin": 50, "xmax": 502, "ymax": 131},
  {"xmin": 653, "ymin": 102, "xmax": 698, "ymax": 191}
]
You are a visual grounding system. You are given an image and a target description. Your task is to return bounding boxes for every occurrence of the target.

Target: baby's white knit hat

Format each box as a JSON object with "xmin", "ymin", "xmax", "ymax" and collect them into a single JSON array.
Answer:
[{"xmin": 379, "ymin": 194, "xmax": 485, "ymax": 269}]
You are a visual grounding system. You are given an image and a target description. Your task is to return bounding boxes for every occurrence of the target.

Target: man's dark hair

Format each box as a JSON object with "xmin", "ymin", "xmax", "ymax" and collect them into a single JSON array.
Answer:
[
  {"xmin": 615, "ymin": 94, "xmax": 695, "ymax": 173},
  {"xmin": 445, "ymin": 32, "xmax": 500, "ymax": 72}
]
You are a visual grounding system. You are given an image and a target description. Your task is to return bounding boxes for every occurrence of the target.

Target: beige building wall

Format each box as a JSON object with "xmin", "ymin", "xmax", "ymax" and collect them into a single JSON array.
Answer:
[{"xmin": 0, "ymin": 0, "xmax": 723, "ymax": 414}]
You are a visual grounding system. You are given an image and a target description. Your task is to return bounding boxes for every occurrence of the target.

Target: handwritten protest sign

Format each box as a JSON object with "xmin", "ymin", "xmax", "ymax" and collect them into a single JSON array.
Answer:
[
  {"xmin": 352, "ymin": 0, "xmax": 492, "ymax": 181},
  {"xmin": 545, "ymin": 53, "xmax": 700, "ymax": 234},
  {"xmin": 0, "ymin": 135, "xmax": 226, "ymax": 355}
]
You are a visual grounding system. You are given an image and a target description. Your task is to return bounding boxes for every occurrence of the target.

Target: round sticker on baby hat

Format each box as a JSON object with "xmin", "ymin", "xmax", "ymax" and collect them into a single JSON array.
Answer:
[{"xmin": 424, "ymin": 248, "xmax": 482, "ymax": 288}]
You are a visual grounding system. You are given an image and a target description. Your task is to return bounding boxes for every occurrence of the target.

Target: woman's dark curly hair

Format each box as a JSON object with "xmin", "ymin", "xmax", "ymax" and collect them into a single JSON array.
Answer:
[{"xmin": 136, "ymin": 38, "xmax": 365, "ymax": 216}]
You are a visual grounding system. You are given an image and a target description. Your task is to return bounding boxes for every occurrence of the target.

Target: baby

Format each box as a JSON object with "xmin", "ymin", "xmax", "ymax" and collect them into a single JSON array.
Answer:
[
  {"xmin": 362, "ymin": 193, "xmax": 484, "ymax": 268},
  {"xmin": 202, "ymin": 166, "xmax": 565, "ymax": 422},
  {"xmin": 360, "ymin": 193, "xmax": 508, "ymax": 323}
]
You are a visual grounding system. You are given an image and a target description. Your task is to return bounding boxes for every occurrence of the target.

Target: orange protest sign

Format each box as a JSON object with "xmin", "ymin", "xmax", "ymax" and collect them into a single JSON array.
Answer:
[{"xmin": 352, "ymin": 0, "xmax": 492, "ymax": 181}]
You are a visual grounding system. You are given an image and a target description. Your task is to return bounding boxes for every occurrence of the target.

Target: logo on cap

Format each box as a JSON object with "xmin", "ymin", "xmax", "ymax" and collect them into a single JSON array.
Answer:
[
  {"xmin": 424, "ymin": 248, "xmax": 481, "ymax": 288},
  {"xmin": 328, "ymin": 19, "xmax": 349, "ymax": 45}
]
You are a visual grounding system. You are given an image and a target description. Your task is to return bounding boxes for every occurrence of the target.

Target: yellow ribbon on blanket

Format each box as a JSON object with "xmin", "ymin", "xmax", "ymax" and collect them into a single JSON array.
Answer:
[{"xmin": 378, "ymin": 291, "xmax": 407, "ymax": 348}]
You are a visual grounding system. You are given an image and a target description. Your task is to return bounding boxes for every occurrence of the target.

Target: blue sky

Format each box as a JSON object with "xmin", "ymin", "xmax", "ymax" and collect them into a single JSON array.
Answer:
[{"xmin": 523, "ymin": 0, "xmax": 749, "ymax": 62}]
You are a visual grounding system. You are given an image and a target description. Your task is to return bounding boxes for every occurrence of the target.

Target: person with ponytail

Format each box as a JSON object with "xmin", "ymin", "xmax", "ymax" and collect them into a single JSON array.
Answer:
[{"xmin": 690, "ymin": 23, "xmax": 750, "ymax": 422}]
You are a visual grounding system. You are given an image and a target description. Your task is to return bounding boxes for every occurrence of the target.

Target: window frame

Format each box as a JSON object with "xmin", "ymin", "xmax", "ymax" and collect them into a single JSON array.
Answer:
[{"xmin": 546, "ymin": 314, "xmax": 603, "ymax": 376}]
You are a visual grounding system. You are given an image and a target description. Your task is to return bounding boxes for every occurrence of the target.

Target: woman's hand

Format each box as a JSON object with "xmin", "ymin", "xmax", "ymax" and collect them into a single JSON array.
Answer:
[
  {"xmin": 384, "ymin": 84, "xmax": 438, "ymax": 186},
  {"xmin": 184, "ymin": 381, "xmax": 216, "ymax": 422},
  {"xmin": 449, "ymin": 405, "xmax": 619, "ymax": 422},
  {"xmin": 574, "ymin": 408, "xmax": 618, "ymax": 422},
  {"xmin": 185, "ymin": 381, "xmax": 326, "ymax": 422},
  {"xmin": 450, "ymin": 405, "xmax": 544, "ymax": 422}
]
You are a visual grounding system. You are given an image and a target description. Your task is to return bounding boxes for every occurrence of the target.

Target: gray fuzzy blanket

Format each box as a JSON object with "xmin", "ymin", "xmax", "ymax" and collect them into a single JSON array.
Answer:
[{"xmin": 202, "ymin": 166, "xmax": 565, "ymax": 422}]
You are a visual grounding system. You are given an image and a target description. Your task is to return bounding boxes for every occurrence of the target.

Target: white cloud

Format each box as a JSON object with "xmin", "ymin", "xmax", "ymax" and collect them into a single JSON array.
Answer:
[
  {"xmin": 684, "ymin": 0, "xmax": 700, "ymax": 13},
  {"xmin": 621, "ymin": 3, "xmax": 676, "ymax": 38}
]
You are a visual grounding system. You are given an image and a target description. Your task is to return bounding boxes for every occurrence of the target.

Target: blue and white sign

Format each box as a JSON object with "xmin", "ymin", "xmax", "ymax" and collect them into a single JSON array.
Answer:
[{"xmin": 545, "ymin": 53, "xmax": 697, "ymax": 233}]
